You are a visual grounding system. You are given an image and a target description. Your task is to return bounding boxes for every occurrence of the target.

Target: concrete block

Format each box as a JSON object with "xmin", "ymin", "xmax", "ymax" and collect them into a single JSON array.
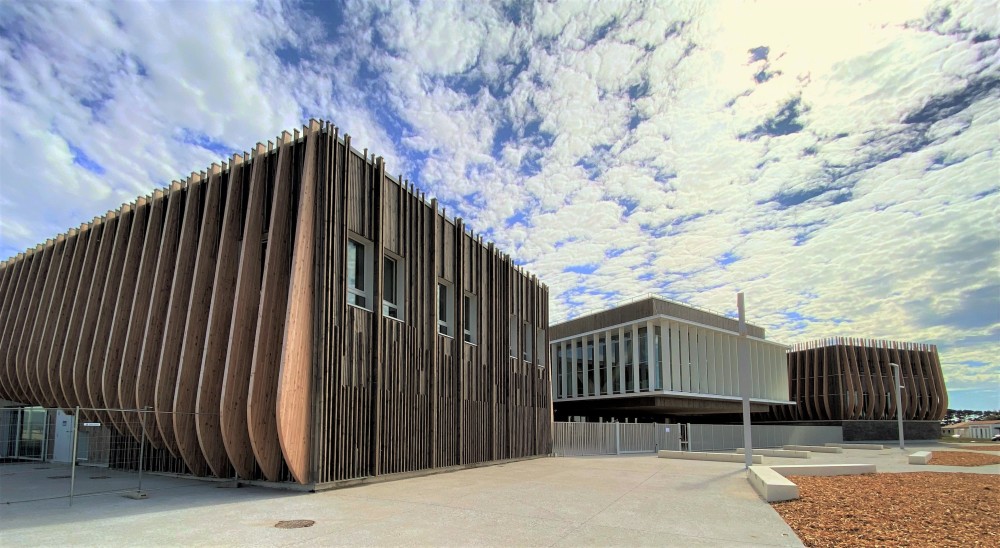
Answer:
[
  {"xmin": 658, "ymin": 450, "xmax": 763, "ymax": 464},
  {"xmin": 735, "ymin": 448, "xmax": 811, "ymax": 459},
  {"xmin": 824, "ymin": 443, "xmax": 884, "ymax": 450},
  {"xmin": 908, "ymin": 451, "xmax": 931, "ymax": 465},
  {"xmin": 748, "ymin": 466, "xmax": 799, "ymax": 502},
  {"xmin": 768, "ymin": 464, "xmax": 876, "ymax": 477},
  {"xmin": 784, "ymin": 444, "xmax": 842, "ymax": 453}
]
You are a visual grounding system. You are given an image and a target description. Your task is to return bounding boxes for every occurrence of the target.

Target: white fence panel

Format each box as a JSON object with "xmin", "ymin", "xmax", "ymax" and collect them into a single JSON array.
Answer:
[
  {"xmin": 553, "ymin": 422, "xmax": 682, "ymax": 455},
  {"xmin": 688, "ymin": 424, "xmax": 843, "ymax": 451}
]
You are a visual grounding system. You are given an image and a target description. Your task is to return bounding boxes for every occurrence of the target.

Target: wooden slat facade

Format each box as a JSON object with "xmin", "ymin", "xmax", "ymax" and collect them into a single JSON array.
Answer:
[
  {"xmin": 768, "ymin": 338, "xmax": 946, "ymax": 421},
  {"xmin": 0, "ymin": 120, "xmax": 552, "ymax": 486}
]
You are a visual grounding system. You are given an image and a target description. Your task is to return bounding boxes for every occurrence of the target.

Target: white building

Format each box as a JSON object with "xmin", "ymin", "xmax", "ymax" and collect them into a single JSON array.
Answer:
[{"xmin": 550, "ymin": 296, "xmax": 791, "ymax": 420}]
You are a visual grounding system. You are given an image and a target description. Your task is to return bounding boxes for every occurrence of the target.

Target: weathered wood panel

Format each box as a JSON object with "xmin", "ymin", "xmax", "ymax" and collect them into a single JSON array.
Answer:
[
  {"xmin": 248, "ymin": 132, "xmax": 295, "ymax": 481},
  {"xmin": 51, "ymin": 225, "xmax": 93, "ymax": 409},
  {"xmin": 14, "ymin": 241, "xmax": 54, "ymax": 405},
  {"xmin": 277, "ymin": 121, "xmax": 320, "ymax": 485},
  {"xmin": 71, "ymin": 213, "xmax": 119, "ymax": 412},
  {"xmin": 155, "ymin": 174, "xmax": 205, "ymax": 457},
  {"xmin": 197, "ymin": 154, "xmax": 247, "ymax": 478},
  {"xmin": 37, "ymin": 232, "xmax": 80, "ymax": 408},
  {"xmin": 102, "ymin": 199, "xmax": 149, "ymax": 424},
  {"xmin": 118, "ymin": 191, "xmax": 167, "ymax": 439},
  {"xmin": 25, "ymin": 236, "xmax": 68, "ymax": 408},
  {"xmin": 174, "ymin": 164, "xmax": 223, "ymax": 477},
  {"xmin": 136, "ymin": 183, "xmax": 185, "ymax": 448},
  {"xmin": 221, "ymin": 142, "xmax": 269, "ymax": 479},
  {"xmin": 85, "ymin": 204, "xmax": 134, "ymax": 421}
]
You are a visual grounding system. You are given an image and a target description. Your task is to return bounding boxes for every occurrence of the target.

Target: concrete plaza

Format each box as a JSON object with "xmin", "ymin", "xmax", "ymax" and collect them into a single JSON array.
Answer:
[
  {"xmin": 2, "ymin": 443, "xmax": 996, "ymax": 547},
  {"xmin": 1, "ymin": 454, "xmax": 800, "ymax": 547}
]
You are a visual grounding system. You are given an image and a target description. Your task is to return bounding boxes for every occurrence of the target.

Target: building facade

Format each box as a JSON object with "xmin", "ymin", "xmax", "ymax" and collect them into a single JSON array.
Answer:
[
  {"xmin": 0, "ymin": 120, "xmax": 552, "ymax": 486},
  {"xmin": 769, "ymin": 338, "xmax": 947, "ymax": 421},
  {"xmin": 549, "ymin": 297, "xmax": 791, "ymax": 420}
]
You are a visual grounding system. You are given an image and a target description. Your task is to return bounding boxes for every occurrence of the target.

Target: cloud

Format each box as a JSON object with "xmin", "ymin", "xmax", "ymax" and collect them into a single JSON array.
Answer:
[{"xmin": 1, "ymin": 0, "xmax": 997, "ymax": 409}]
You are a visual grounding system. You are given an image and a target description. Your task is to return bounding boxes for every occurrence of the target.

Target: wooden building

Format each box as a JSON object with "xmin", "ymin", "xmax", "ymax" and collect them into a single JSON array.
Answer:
[
  {"xmin": 0, "ymin": 120, "xmax": 552, "ymax": 486},
  {"xmin": 768, "ymin": 338, "xmax": 947, "ymax": 421}
]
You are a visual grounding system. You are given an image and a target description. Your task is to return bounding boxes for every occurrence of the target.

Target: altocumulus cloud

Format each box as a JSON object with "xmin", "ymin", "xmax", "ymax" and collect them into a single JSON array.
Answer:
[{"xmin": 0, "ymin": 0, "xmax": 997, "ymax": 409}]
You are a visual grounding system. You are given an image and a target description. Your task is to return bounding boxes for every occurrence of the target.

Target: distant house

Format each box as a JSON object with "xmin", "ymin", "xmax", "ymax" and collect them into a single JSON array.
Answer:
[{"xmin": 942, "ymin": 421, "xmax": 1000, "ymax": 439}]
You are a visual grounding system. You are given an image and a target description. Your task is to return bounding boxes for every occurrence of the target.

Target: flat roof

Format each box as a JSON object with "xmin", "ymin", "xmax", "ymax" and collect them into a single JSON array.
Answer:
[{"xmin": 551, "ymin": 296, "xmax": 766, "ymax": 340}]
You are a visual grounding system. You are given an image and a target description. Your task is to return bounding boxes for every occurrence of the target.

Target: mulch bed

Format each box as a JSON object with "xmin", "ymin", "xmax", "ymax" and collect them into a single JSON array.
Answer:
[
  {"xmin": 929, "ymin": 451, "xmax": 1000, "ymax": 466},
  {"xmin": 941, "ymin": 444, "xmax": 1000, "ymax": 451},
  {"xmin": 773, "ymin": 472, "xmax": 999, "ymax": 547}
]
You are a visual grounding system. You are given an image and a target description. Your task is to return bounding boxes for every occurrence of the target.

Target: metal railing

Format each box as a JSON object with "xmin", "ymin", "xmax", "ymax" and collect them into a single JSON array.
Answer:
[
  {"xmin": 0, "ymin": 406, "xmax": 215, "ymax": 504},
  {"xmin": 552, "ymin": 421, "xmax": 681, "ymax": 456},
  {"xmin": 553, "ymin": 421, "xmax": 842, "ymax": 456}
]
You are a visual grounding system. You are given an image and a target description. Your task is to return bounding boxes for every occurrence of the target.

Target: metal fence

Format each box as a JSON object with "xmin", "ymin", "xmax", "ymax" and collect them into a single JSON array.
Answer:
[
  {"xmin": 0, "ymin": 406, "xmax": 201, "ymax": 504},
  {"xmin": 553, "ymin": 421, "xmax": 842, "ymax": 456},
  {"xmin": 553, "ymin": 422, "xmax": 681, "ymax": 456},
  {"xmin": 686, "ymin": 423, "xmax": 843, "ymax": 451}
]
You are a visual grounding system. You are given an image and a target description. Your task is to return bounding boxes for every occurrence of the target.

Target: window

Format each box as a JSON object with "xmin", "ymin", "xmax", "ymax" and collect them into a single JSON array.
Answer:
[
  {"xmin": 347, "ymin": 238, "xmax": 372, "ymax": 309},
  {"xmin": 382, "ymin": 255, "xmax": 402, "ymax": 319},
  {"xmin": 509, "ymin": 315, "xmax": 518, "ymax": 357},
  {"xmin": 463, "ymin": 293, "xmax": 477, "ymax": 344},
  {"xmin": 523, "ymin": 323, "xmax": 533, "ymax": 363},
  {"xmin": 437, "ymin": 282, "xmax": 453, "ymax": 336},
  {"xmin": 536, "ymin": 328, "xmax": 546, "ymax": 367}
]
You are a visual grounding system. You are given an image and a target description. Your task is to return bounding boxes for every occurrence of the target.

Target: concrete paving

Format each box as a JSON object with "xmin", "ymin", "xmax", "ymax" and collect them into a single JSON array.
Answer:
[
  {"xmin": 1, "ymin": 455, "xmax": 802, "ymax": 547},
  {"xmin": 1, "ymin": 442, "xmax": 995, "ymax": 547}
]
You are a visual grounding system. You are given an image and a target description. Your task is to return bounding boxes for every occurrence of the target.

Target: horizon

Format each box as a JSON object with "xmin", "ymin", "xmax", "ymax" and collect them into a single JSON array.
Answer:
[{"xmin": 1, "ymin": 0, "xmax": 997, "ymax": 410}]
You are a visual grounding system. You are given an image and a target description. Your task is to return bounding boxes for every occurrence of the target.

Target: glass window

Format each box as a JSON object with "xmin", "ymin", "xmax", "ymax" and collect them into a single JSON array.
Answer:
[
  {"xmin": 523, "ymin": 323, "xmax": 533, "ymax": 362},
  {"xmin": 437, "ymin": 282, "xmax": 453, "ymax": 336},
  {"xmin": 536, "ymin": 328, "xmax": 545, "ymax": 367},
  {"xmin": 347, "ymin": 238, "xmax": 370, "ymax": 309},
  {"xmin": 464, "ymin": 293, "xmax": 477, "ymax": 344},
  {"xmin": 509, "ymin": 315, "xmax": 518, "ymax": 357},
  {"xmin": 383, "ymin": 256, "xmax": 401, "ymax": 319}
]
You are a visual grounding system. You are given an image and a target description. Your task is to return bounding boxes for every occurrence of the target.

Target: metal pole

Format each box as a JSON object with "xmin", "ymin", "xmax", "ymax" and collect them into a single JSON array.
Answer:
[
  {"xmin": 69, "ymin": 407, "xmax": 80, "ymax": 506},
  {"xmin": 138, "ymin": 407, "xmax": 149, "ymax": 493},
  {"xmin": 891, "ymin": 363, "xmax": 905, "ymax": 450},
  {"xmin": 738, "ymin": 293, "xmax": 753, "ymax": 469},
  {"xmin": 615, "ymin": 421, "xmax": 621, "ymax": 455}
]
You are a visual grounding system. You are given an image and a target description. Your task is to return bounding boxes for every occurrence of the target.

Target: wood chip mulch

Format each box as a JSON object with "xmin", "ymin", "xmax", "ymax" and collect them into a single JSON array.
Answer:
[
  {"xmin": 929, "ymin": 451, "xmax": 1000, "ymax": 466},
  {"xmin": 772, "ymin": 473, "xmax": 1000, "ymax": 547},
  {"xmin": 942, "ymin": 444, "xmax": 1000, "ymax": 451}
]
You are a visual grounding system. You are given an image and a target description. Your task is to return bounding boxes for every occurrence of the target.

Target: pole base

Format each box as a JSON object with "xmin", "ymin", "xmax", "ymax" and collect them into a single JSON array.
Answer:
[{"xmin": 124, "ymin": 491, "xmax": 148, "ymax": 499}]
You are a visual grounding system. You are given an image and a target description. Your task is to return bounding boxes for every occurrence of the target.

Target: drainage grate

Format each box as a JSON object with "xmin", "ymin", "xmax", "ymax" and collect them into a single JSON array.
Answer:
[
  {"xmin": 89, "ymin": 475, "xmax": 111, "ymax": 479},
  {"xmin": 48, "ymin": 475, "xmax": 71, "ymax": 479},
  {"xmin": 274, "ymin": 520, "xmax": 315, "ymax": 529},
  {"xmin": 34, "ymin": 466, "xmax": 51, "ymax": 470}
]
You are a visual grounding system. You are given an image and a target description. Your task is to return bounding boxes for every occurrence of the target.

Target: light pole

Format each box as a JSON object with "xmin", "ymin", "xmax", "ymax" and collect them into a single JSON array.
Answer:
[
  {"xmin": 738, "ymin": 293, "xmax": 752, "ymax": 469},
  {"xmin": 890, "ymin": 363, "xmax": 904, "ymax": 450}
]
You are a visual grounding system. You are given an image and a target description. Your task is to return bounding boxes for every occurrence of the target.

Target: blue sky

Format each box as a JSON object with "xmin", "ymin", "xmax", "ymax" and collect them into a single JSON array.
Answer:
[{"xmin": 1, "ymin": 0, "xmax": 997, "ymax": 410}]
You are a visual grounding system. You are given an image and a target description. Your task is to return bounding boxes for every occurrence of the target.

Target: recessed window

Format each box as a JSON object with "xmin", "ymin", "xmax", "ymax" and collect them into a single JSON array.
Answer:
[
  {"xmin": 509, "ymin": 315, "xmax": 518, "ymax": 357},
  {"xmin": 523, "ymin": 322, "xmax": 533, "ymax": 363},
  {"xmin": 464, "ymin": 293, "xmax": 477, "ymax": 344},
  {"xmin": 383, "ymin": 255, "xmax": 403, "ymax": 320},
  {"xmin": 347, "ymin": 237, "xmax": 372, "ymax": 310},
  {"xmin": 536, "ymin": 328, "xmax": 546, "ymax": 367},
  {"xmin": 437, "ymin": 282, "xmax": 454, "ymax": 336}
]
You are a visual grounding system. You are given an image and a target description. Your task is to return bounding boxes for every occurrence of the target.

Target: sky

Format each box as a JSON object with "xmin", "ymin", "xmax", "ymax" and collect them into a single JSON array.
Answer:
[{"xmin": 0, "ymin": 0, "xmax": 997, "ymax": 410}]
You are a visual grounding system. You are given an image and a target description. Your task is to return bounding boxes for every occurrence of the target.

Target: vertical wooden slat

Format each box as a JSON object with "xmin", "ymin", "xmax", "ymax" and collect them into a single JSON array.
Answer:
[
  {"xmin": 197, "ymin": 154, "xmax": 247, "ymax": 478},
  {"xmin": 155, "ymin": 174, "xmax": 206, "ymax": 457},
  {"xmin": 248, "ymin": 132, "xmax": 296, "ymax": 481},
  {"xmin": 221, "ymin": 142, "xmax": 270, "ymax": 479},
  {"xmin": 174, "ymin": 164, "xmax": 224, "ymax": 477}
]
